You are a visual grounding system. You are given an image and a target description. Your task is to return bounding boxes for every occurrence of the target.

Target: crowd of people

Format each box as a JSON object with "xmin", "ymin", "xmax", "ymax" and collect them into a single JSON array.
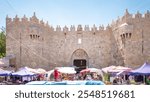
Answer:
[
  {"xmin": 1, "ymin": 68, "xmax": 150, "ymax": 85},
  {"xmin": 111, "ymin": 75, "xmax": 150, "ymax": 85},
  {"xmin": 53, "ymin": 69, "xmax": 103, "ymax": 82}
]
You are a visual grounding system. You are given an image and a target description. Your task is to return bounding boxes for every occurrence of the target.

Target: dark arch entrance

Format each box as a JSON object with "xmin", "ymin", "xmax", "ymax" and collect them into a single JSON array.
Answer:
[
  {"xmin": 71, "ymin": 49, "xmax": 89, "ymax": 72},
  {"xmin": 73, "ymin": 59, "xmax": 86, "ymax": 68}
]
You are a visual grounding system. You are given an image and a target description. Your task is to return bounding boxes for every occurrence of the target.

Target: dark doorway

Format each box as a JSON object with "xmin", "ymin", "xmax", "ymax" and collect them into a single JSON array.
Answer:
[{"xmin": 73, "ymin": 59, "xmax": 86, "ymax": 72}]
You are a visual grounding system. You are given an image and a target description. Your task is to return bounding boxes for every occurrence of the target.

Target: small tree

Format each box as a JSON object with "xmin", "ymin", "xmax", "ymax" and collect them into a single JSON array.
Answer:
[{"xmin": 0, "ymin": 27, "xmax": 6, "ymax": 58}]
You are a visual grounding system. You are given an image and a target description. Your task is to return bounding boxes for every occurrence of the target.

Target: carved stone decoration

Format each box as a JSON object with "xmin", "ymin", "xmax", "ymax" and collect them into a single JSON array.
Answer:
[
  {"xmin": 71, "ymin": 49, "xmax": 89, "ymax": 66},
  {"xmin": 74, "ymin": 49, "xmax": 86, "ymax": 58}
]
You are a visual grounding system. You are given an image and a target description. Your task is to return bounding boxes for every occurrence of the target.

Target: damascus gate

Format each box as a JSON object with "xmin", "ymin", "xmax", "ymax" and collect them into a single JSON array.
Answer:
[{"xmin": 6, "ymin": 9, "xmax": 150, "ymax": 70}]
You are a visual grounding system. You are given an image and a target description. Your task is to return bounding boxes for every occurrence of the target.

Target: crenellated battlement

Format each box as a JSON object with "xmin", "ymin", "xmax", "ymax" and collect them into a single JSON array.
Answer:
[
  {"xmin": 6, "ymin": 12, "xmax": 111, "ymax": 33},
  {"xmin": 6, "ymin": 12, "xmax": 50, "ymax": 28},
  {"xmin": 112, "ymin": 9, "xmax": 150, "ymax": 29},
  {"xmin": 6, "ymin": 10, "xmax": 150, "ymax": 33}
]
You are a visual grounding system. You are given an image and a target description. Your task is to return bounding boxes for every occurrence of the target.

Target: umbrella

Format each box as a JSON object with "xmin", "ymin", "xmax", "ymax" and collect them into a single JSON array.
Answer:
[
  {"xmin": 56, "ymin": 67, "xmax": 76, "ymax": 74},
  {"xmin": 12, "ymin": 68, "xmax": 36, "ymax": 76},
  {"xmin": 130, "ymin": 62, "xmax": 150, "ymax": 75},
  {"xmin": 101, "ymin": 66, "xmax": 116, "ymax": 73},
  {"xmin": 19, "ymin": 66, "xmax": 38, "ymax": 73},
  {"xmin": 102, "ymin": 66, "xmax": 132, "ymax": 73},
  {"xmin": 0, "ymin": 70, "xmax": 12, "ymax": 76},
  {"xmin": 58, "ymin": 68, "xmax": 76, "ymax": 74},
  {"xmin": 19, "ymin": 67, "xmax": 46, "ymax": 74},
  {"xmin": 80, "ymin": 68, "xmax": 90, "ymax": 73},
  {"xmin": 36, "ymin": 68, "xmax": 46, "ymax": 74},
  {"xmin": 80, "ymin": 68, "xmax": 101, "ymax": 73}
]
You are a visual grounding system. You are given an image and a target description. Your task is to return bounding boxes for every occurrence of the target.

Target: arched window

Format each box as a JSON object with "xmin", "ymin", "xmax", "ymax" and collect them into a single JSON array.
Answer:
[
  {"xmin": 33, "ymin": 35, "xmax": 35, "ymax": 39},
  {"xmin": 123, "ymin": 34, "xmax": 125, "ymax": 38},
  {"xmin": 30, "ymin": 35, "xmax": 32, "ymax": 39},
  {"xmin": 129, "ymin": 33, "xmax": 132, "ymax": 38}
]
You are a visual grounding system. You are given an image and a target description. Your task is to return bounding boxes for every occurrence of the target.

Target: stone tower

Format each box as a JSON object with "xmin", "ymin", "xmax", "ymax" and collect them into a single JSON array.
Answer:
[{"xmin": 112, "ymin": 9, "xmax": 150, "ymax": 67}]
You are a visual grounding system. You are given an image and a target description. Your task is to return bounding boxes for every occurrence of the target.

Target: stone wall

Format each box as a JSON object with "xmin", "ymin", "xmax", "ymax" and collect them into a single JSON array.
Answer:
[{"xmin": 6, "ymin": 10, "xmax": 150, "ymax": 70}]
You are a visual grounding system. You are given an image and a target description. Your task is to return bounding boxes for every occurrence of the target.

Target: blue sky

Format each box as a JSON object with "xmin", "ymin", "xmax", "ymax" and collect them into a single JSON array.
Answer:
[{"xmin": 0, "ymin": 0, "xmax": 150, "ymax": 29}]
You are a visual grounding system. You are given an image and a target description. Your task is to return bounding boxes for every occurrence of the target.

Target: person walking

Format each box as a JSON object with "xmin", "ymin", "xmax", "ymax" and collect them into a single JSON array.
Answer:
[{"xmin": 54, "ymin": 69, "xmax": 59, "ymax": 81}]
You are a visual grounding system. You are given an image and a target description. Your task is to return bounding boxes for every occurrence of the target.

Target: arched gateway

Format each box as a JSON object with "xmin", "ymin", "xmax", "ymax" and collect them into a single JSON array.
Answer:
[{"xmin": 71, "ymin": 49, "xmax": 89, "ymax": 72}]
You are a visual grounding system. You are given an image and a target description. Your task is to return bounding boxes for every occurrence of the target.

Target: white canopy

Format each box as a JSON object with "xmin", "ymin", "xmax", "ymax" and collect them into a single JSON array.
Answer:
[
  {"xmin": 56, "ymin": 67, "xmax": 76, "ymax": 74},
  {"xmin": 12, "ymin": 67, "xmax": 35, "ymax": 76},
  {"xmin": 36, "ymin": 68, "xmax": 46, "ymax": 74},
  {"xmin": 102, "ymin": 66, "xmax": 132, "ymax": 73},
  {"xmin": 19, "ymin": 66, "xmax": 46, "ymax": 74},
  {"xmin": 0, "ymin": 70, "xmax": 12, "ymax": 76},
  {"xmin": 47, "ymin": 67, "xmax": 76, "ymax": 75}
]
